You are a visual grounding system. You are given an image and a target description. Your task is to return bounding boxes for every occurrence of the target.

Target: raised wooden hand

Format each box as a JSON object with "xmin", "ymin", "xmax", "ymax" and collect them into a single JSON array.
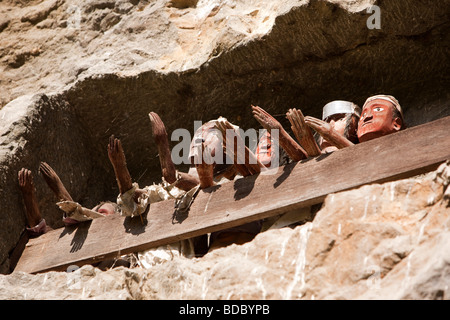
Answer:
[
  {"xmin": 149, "ymin": 112, "xmax": 177, "ymax": 184},
  {"xmin": 286, "ymin": 108, "xmax": 321, "ymax": 157},
  {"xmin": 304, "ymin": 116, "xmax": 354, "ymax": 149},
  {"xmin": 251, "ymin": 105, "xmax": 283, "ymax": 131},
  {"xmin": 107, "ymin": 135, "xmax": 134, "ymax": 195},
  {"xmin": 18, "ymin": 168, "xmax": 42, "ymax": 227},
  {"xmin": 215, "ymin": 119, "xmax": 263, "ymax": 176},
  {"xmin": 39, "ymin": 162, "xmax": 73, "ymax": 202},
  {"xmin": 252, "ymin": 105, "xmax": 308, "ymax": 162}
]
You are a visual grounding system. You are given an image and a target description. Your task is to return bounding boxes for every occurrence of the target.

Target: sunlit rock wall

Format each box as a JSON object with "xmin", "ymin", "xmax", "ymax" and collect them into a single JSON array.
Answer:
[{"xmin": 0, "ymin": 0, "xmax": 449, "ymax": 274}]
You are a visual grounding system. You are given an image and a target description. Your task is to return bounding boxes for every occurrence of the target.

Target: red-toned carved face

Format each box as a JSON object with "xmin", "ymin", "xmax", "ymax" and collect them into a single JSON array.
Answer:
[
  {"xmin": 357, "ymin": 99, "xmax": 402, "ymax": 142},
  {"xmin": 256, "ymin": 131, "xmax": 273, "ymax": 167},
  {"xmin": 93, "ymin": 203, "xmax": 116, "ymax": 216}
]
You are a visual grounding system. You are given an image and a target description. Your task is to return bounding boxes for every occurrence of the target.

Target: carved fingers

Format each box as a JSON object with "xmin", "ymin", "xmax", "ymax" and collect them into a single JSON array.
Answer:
[
  {"xmin": 304, "ymin": 116, "xmax": 332, "ymax": 137},
  {"xmin": 39, "ymin": 162, "xmax": 57, "ymax": 181},
  {"xmin": 215, "ymin": 119, "xmax": 235, "ymax": 146},
  {"xmin": 305, "ymin": 116, "xmax": 354, "ymax": 149},
  {"xmin": 287, "ymin": 109, "xmax": 321, "ymax": 157},
  {"xmin": 39, "ymin": 161, "xmax": 74, "ymax": 202},
  {"xmin": 108, "ymin": 134, "xmax": 126, "ymax": 165},
  {"xmin": 149, "ymin": 112, "xmax": 177, "ymax": 183},
  {"xmin": 215, "ymin": 120, "xmax": 262, "ymax": 176},
  {"xmin": 148, "ymin": 112, "xmax": 168, "ymax": 142},
  {"xmin": 286, "ymin": 108, "xmax": 307, "ymax": 140},
  {"xmin": 215, "ymin": 119, "xmax": 240, "ymax": 164},
  {"xmin": 18, "ymin": 168, "xmax": 33, "ymax": 192},
  {"xmin": 108, "ymin": 135, "xmax": 133, "ymax": 194},
  {"xmin": 252, "ymin": 105, "xmax": 282, "ymax": 131}
]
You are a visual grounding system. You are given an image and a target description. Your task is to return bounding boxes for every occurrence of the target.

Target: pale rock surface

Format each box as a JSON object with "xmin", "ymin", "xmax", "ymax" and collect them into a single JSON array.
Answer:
[
  {"xmin": 0, "ymin": 0, "xmax": 317, "ymax": 107},
  {"xmin": 1, "ymin": 0, "xmax": 449, "ymax": 274},
  {"xmin": 1, "ymin": 162, "xmax": 449, "ymax": 300}
]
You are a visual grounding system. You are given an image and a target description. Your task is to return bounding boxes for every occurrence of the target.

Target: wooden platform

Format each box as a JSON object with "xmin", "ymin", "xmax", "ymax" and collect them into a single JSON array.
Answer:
[{"xmin": 14, "ymin": 116, "xmax": 450, "ymax": 274}]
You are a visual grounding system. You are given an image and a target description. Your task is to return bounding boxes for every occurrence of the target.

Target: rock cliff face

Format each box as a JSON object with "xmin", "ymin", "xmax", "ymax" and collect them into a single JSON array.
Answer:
[
  {"xmin": 0, "ymin": 0, "xmax": 449, "ymax": 297},
  {"xmin": 1, "ymin": 162, "xmax": 449, "ymax": 299}
]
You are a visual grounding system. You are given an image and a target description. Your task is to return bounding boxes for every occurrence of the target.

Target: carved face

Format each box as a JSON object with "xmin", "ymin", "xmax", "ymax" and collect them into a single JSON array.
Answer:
[
  {"xmin": 93, "ymin": 202, "xmax": 116, "ymax": 216},
  {"xmin": 357, "ymin": 99, "xmax": 402, "ymax": 142},
  {"xmin": 320, "ymin": 113, "xmax": 357, "ymax": 153},
  {"xmin": 327, "ymin": 114, "xmax": 348, "ymax": 136},
  {"xmin": 256, "ymin": 130, "xmax": 273, "ymax": 167},
  {"xmin": 189, "ymin": 122, "xmax": 223, "ymax": 165}
]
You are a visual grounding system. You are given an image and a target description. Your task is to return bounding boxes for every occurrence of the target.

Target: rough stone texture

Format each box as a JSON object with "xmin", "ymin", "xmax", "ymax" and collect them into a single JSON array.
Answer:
[
  {"xmin": 1, "ymin": 163, "xmax": 449, "ymax": 300},
  {"xmin": 0, "ymin": 0, "xmax": 449, "ymax": 277},
  {"xmin": 0, "ymin": 94, "xmax": 113, "ymax": 273}
]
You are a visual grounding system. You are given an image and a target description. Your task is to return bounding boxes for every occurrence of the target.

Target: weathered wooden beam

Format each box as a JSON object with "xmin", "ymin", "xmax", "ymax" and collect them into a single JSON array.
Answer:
[{"xmin": 14, "ymin": 116, "xmax": 450, "ymax": 274}]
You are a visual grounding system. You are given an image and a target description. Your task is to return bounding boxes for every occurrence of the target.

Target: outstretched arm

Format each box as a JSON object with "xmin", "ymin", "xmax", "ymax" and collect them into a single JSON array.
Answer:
[
  {"xmin": 304, "ymin": 116, "xmax": 355, "ymax": 149},
  {"xmin": 195, "ymin": 142, "xmax": 215, "ymax": 189},
  {"xmin": 286, "ymin": 108, "xmax": 321, "ymax": 157},
  {"xmin": 149, "ymin": 112, "xmax": 177, "ymax": 184},
  {"xmin": 107, "ymin": 135, "xmax": 138, "ymax": 193},
  {"xmin": 18, "ymin": 168, "xmax": 42, "ymax": 228},
  {"xmin": 108, "ymin": 135, "xmax": 147, "ymax": 202},
  {"xmin": 149, "ymin": 112, "xmax": 199, "ymax": 191},
  {"xmin": 252, "ymin": 105, "xmax": 308, "ymax": 162},
  {"xmin": 39, "ymin": 162, "xmax": 74, "ymax": 202}
]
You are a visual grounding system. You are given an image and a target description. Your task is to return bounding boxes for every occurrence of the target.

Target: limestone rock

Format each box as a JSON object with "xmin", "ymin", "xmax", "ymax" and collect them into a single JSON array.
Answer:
[
  {"xmin": 20, "ymin": 0, "xmax": 61, "ymax": 25},
  {"xmin": 0, "ymin": 0, "xmax": 449, "ymax": 287}
]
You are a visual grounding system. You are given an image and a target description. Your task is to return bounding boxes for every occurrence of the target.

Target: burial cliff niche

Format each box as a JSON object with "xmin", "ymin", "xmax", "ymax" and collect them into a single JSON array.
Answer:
[{"xmin": 0, "ymin": 0, "xmax": 449, "ymax": 274}]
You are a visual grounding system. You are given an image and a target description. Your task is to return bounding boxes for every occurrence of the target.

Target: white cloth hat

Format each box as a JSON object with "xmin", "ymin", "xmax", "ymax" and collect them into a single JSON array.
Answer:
[
  {"xmin": 322, "ymin": 100, "xmax": 361, "ymax": 120},
  {"xmin": 363, "ymin": 95, "xmax": 403, "ymax": 119}
]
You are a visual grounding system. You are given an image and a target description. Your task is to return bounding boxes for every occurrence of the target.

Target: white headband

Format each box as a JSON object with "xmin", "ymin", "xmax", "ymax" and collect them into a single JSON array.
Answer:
[
  {"xmin": 322, "ymin": 100, "xmax": 361, "ymax": 120},
  {"xmin": 363, "ymin": 95, "xmax": 403, "ymax": 119}
]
